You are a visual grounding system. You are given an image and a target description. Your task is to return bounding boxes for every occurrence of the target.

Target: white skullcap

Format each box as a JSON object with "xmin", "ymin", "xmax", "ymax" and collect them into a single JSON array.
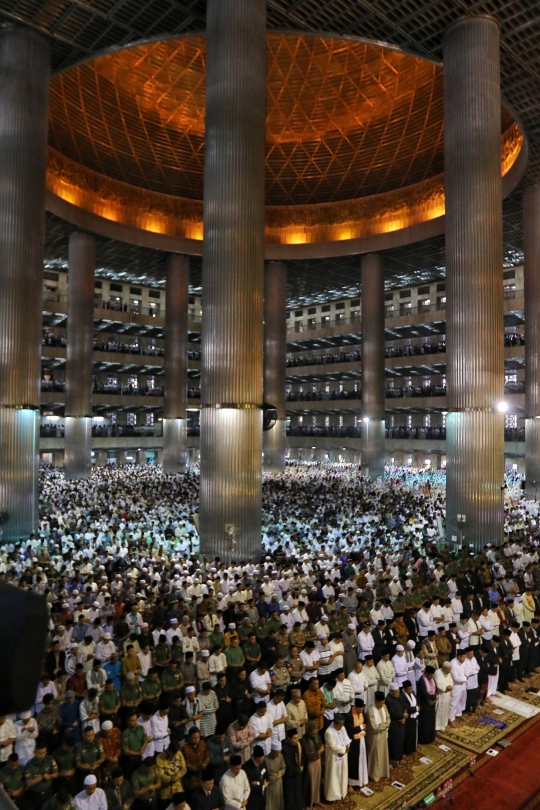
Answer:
[
  {"xmin": 321, "ymin": 615, "xmax": 328, "ymax": 621},
  {"xmin": 84, "ymin": 775, "xmax": 97, "ymax": 786},
  {"xmin": 103, "ymin": 633, "xmax": 111, "ymax": 639},
  {"xmin": 19, "ymin": 711, "xmax": 32, "ymax": 720},
  {"xmin": 389, "ymin": 682, "xmax": 400, "ymax": 691},
  {"xmin": 186, "ymin": 686, "xmax": 196, "ymax": 693},
  {"xmin": 317, "ymin": 633, "xmax": 326, "ymax": 639},
  {"xmin": 396, "ymin": 645, "xmax": 404, "ymax": 651},
  {"xmin": 347, "ymin": 623, "xmax": 356, "ymax": 630},
  {"xmin": 271, "ymin": 740, "xmax": 282, "ymax": 750},
  {"xmin": 229, "ymin": 623, "xmax": 236, "ymax": 629},
  {"xmin": 407, "ymin": 640, "xmax": 416, "ymax": 649},
  {"xmin": 170, "ymin": 618, "xmax": 179, "ymax": 624},
  {"xmin": 201, "ymin": 650, "xmax": 209, "ymax": 657},
  {"xmin": 101, "ymin": 720, "xmax": 113, "ymax": 731}
]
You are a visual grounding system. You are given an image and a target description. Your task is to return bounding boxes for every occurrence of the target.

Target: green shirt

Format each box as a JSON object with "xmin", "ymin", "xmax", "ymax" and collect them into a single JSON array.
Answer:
[
  {"xmin": 243, "ymin": 641, "xmax": 261, "ymax": 662},
  {"xmin": 142, "ymin": 678, "xmax": 162, "ymax": 698},
  {"xmin": 122, "ymin": 725, "xmax": 147, "ymax": 755},
  {"xmin": 210, "ymin": 631, "xmax": 224, "ymax": 649},
  {"xmin": 75, "ymin": 739, "xmax": 104, "ymax": 770},
  {"xmin": 99, "ymin": 690, "xmax": 120, "ymax": 712},
  {"xmin": 53, "ymin": 746, "xmax": 76, "ymax": 775},
  {"xmin": 24, "ymin": 755, "xmax": 58, "ymax": 794},
  {"xmin": 225, "ymin": 646, "xmax": 243, "ymax": 665},
  {"xmin": 153, "ymin": 643, "xmax": 171, "ymax": 665},
  {"xmin": 161, "ymin": 669, "xmax": 181, "ymax": 689},
  {"xmin": 171, "ymin": 645, "xmax": 183, "ymax": 662},
  {"xmin": 132, "ymin": 764, "xmax": 159, "ymax": 801},
  {"xmin": 121, "ymin": 684, "xmax": 142, "ymax": 705},
  {"xmin": 0, "ymin": 764, "xmax": 24, "ymax": 795}
]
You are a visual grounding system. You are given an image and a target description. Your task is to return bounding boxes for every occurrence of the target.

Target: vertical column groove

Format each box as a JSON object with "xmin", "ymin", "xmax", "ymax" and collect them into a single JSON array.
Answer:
[
  {"xmin": 361, "ymin": 253, "xmax": 385, "ymax": 478},
  {"xmin": 0, "ymin": 28, "xmax": 49, "ymax": 540},
  {"xmin": 163, "ymin": 254, "xmax": 189, "ymax": 474},
  {"xmin": 444, "ymin": 17, "xmax": 504, "ymax": 548},
  {"xmin": 524, "ymin": 185, "xmax": 540, "ymax": 499},
  {"xmin": 65, "ymin": 232, "xmax": 95, "ymax": 480},
  {"xmin": 199, "ymin": 0, "xmax": 266, "ymax": 562},
  {"xmin": 263, "ymin": 261, "xmax": 287, "ymax": 472}
]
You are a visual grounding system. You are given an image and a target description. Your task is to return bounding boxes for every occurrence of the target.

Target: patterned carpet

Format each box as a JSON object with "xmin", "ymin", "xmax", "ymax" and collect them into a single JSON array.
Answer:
[
  {"xmin": 437, "ymin": 706, "xmax": 523, "ymax": 753},
  {"xmin": 436, "ymin": 670, "xmax": 540, "ymax": 753},
  {"xmin": 338, "ymin": 743, "xmax": 470, "ymax": 810}
]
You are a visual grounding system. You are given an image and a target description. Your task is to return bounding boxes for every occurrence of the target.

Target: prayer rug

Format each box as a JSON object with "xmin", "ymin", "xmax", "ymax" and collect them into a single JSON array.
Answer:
[
  {"xmin": 436, "ymin": 705, "xmax": 523, "ymax": 753},
  {"xmin": 343, "ymin": 743, "xmax": 469, "ymax": 810}
]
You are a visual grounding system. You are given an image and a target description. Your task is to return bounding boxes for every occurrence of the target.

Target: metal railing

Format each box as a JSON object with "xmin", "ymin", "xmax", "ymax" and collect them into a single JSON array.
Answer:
[{"xmin": 286, "ymin": 426, "xmax": 525, "ymax": 441}]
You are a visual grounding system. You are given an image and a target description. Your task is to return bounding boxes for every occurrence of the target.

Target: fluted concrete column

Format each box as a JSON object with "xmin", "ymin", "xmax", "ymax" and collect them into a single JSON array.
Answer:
[
  {"xmin": 163, "ymin": 254, "xmax": 189, "ymax": 474},
  {"xmin": 200, "ymin": 0, "xmax": 266, "ymax": 563},
  {"xmin": 524, "ymin": 186, "xmax": 540, "ymax": 500},
  {"xmin": 444, "ymin": 17, "xmax": 504, "ymax": 548},
  {"xmin": 0, "ymin": 29, "xmax": 49, "ymax": 541},
  {"xmin": 263, "ymin": 261, "xmax": 287, "ymax": 472},
  {"xmin": 65, "ymin": 233, "xmax": 95, "ymax": 479},
  {"xmin": 361, "ymin": 254, "xmax": 386, "ymax": 478}
]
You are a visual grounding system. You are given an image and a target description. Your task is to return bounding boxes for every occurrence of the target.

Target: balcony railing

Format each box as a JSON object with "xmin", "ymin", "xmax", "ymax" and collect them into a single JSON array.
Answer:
[
  {"xmin": 285, "ymin": 426, "xmax": 525, "ymax": 441},
  {"xmin": 40, "ymin": 425, "xmax": 163, "ymax": 438},
  {"xmin": 286, "ymin": 381, "xmax": 525, "ymax": 402}
]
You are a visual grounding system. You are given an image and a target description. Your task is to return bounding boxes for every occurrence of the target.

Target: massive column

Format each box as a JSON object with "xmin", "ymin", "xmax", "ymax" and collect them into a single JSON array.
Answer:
[
  {"xmin": 0, "ymin": 29, "xmax": 49, "ymax": 541},
  {"xmin": 263, "ymin": 261, "xmax": 287, "ymax": 472},
  {"xmin": 524, "ymin": 186, "xmax": 540, "ymax": 500},
  {"xmin": 65, "ymin": 233, "xmax": 95, "ymax": 479},
  {"xmin": 361, "ymin": 254, "xmax": 386, "ymax": 478},
  {"xmin": 444, "ymin": 17, "xmax": 504, "ymax": 548},
  {"xmin": 163, "ymin": 254, "xmax": 189, "ymax": 474},
  {"xmin": 200, "ymin": 0, "xmax": 266, "ymax": 562}
]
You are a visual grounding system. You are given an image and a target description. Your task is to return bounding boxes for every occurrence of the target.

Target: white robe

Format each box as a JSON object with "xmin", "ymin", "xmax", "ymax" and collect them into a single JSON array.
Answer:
[
  {"xmin": 391, "ymin": 654, "xmax": 409, "ymax": 686},
  {"xmin": 324, "ymin": 723, "xmax": 352, "ymax": 801},
  {"xmin": 434, "ymin": 669, "xmax": 453, "ymax": 731},
  {"xmin": 220, "ymin": 768, "xmax": 251, "ymax": 810},
  {"xmin": 14, "ymin": 719, "xmax": 38, "ymax": 765},
  {"xmin": 449, "ymin": 659, "xmax": 467, "ymax": 721},
  {"xmin": 363, "ymin": 665, "xmax": 379, "ymax": 707}
]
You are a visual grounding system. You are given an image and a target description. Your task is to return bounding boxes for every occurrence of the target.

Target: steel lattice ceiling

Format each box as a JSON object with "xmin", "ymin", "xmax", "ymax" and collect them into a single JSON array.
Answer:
[{"xmin": 4, "ymin": 0, "xmax": 538, "ymax": 306}]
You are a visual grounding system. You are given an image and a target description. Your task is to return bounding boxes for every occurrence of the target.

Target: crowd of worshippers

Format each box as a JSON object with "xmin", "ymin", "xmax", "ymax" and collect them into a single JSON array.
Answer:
[{"xmin": 0, "ymin": 468, "xmax": 539, "ymax": 810}]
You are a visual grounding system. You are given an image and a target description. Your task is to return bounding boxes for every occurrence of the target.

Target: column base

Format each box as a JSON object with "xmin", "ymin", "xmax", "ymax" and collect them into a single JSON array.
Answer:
[
  {"xmin": 446, "ymin": 411, "xmax": 504, "ymax": 550},
  {"xmin": 64, "ymin": 417, "xmax": 92, "ymax": 480},
  {"xmin": 162, "ymin": 418, "xmax": 187, "ymax": 474},
  {"xmin": 263, "ymin": 418, "xmax": 286, "ymax": 472},
  {"xmin": 361, "ymin": 419, "xmax": 385, "ymax": 479},
  {"xmin": 0, "ymin": 407, "xmax": 38, "ymax": 542},
  {"xmin": 526, "ymin": 418, "xmax": 540, "ymax": 500},
  {"xmin": 200, "ymin": 407, "xmax": 262, "ymax": 564},
  {"xmin": 94, "ymin": 451, "xmax": 108, "ymax": 466}
]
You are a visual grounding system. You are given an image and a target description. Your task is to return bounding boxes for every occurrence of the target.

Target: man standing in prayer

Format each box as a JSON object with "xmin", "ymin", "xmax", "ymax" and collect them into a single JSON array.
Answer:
[
  {"xmin": 385, "ymin": 683, "xmax": 408, "ymax": 767},
  {"xmin": 265, "ymin": 740, "xmax": 285, "ymax": 810},
  {"xmin": 282, "ymin": 728, "xmax": 304, "ymax": 810},
  {"xmin": 324, "ymin": 714, "xmax": 351, "ymax": 801},
  {"xmin": 464, "ymin": 648, "xmax": 481, "ymax": 713},
  {"xmin": 400, "ymin": 681, "xmax": 419, "ymax": 755},
  {"xmin": 74, "ymin": 774, "xmax": 107, "ymax": 810},
  {"xmin": 362, "ymin": 657, "xmax": 379, "ymax": 707},
  {"xmin": 416, "ymin": 665, "xmax": 437, "ymax": 744},
  {"xmin": 391, "ymin": 646, "xmax": 409, "ymax": 687},
  {"xmin": 344, "ymin": 699, "xmax": 368, "ymax": 790},
  {"xmin": 365, "ymin": 691, "xmax": 390, "ymax": 783},
  {"xmin": 285, "ymin": 690, "xmax": 308, "ymax": 739},
  {"xmin": 434, "ymin": 662, "xmax": 453, "ymax": 732},
  {"xmin": 220, "ymin": 755, "xmax": 250, "ymax": 810},
  {"xmin": 243, "ymin": 744, "xmax": 269, "ymax": 810},
  {"xmin": 449, "ymin": 651, "xmax": 468, "ymax": 724},
  {"xmin": 300, "ymin": 723, "xmax": 323, "ymax": 810}
]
